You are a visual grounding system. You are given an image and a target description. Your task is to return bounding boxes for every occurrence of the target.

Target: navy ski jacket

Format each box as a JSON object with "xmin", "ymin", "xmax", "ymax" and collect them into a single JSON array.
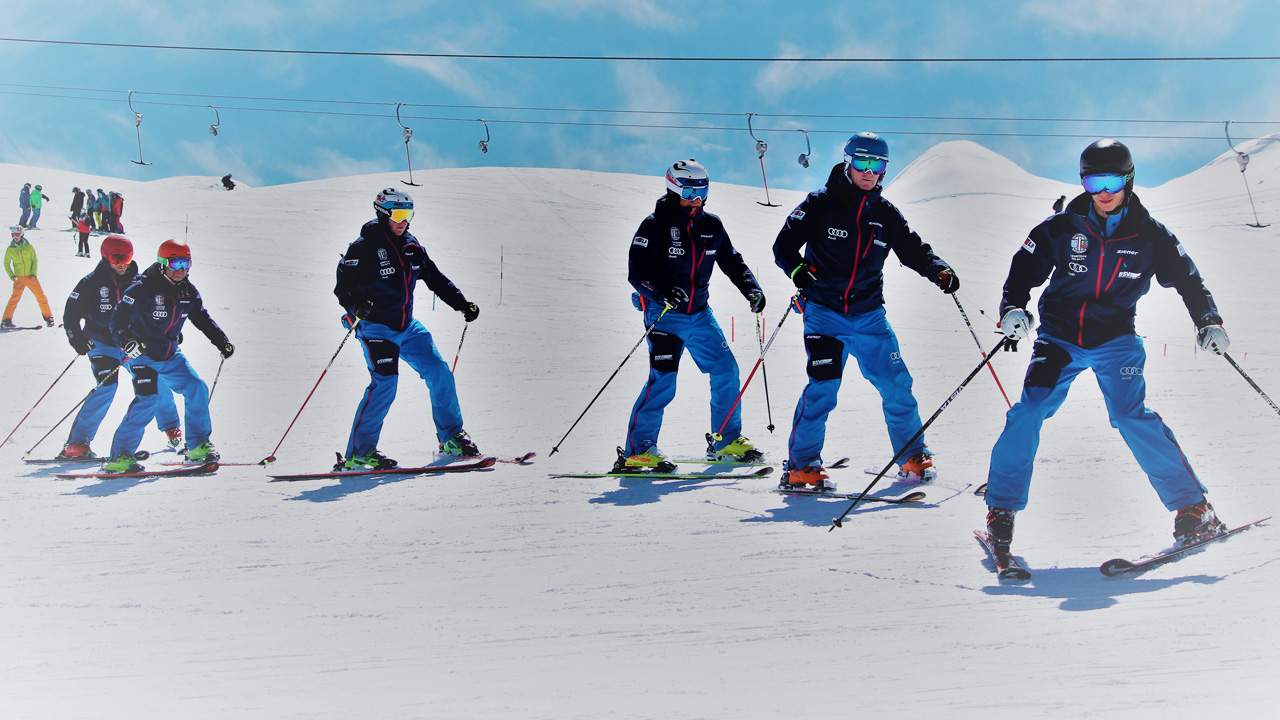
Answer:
[
  {"xmin": 64, "ymin": 259, "xmax": 140, "ymax": 348},
  {"xmin": 773, "ymin": 163, "xmax": 950, "ymax": 316},
  {"xmin": 334, "ymin": 219, "xmax": 468, "ymax": 331},
  {"xmin": 111, "ymin": 264, "xmax": 228, "ymax": 361},
  {"xmin": 627, "ymin": 194, "xmax": 761, "ymax": 314},
  {"xmin": 1001, "ymin": 192, "xmax": 1221, "ymax": 348}
]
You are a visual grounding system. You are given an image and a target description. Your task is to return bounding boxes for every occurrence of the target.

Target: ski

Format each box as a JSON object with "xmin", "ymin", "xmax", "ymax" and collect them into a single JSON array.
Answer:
[
  {"xmin": 974, "ymin": 529, "xmax": 1032, "ymax": 582},
  {"xmin": 55, "ymin": 461, "xmax": 220, "ymax": 480},
  {"xmin": 487, "ymin": 451, "xmax": 537, "ymax": 465},
  {"xmin": 865, "ymin": 465, "xmax": 936, "ymax": 483},
  {"xmin": 0, "ymin": 325, "xmax": 42, "ymax": 332},
  {"xmin": 549, "ymin": 466, "xmax": 774, "ymax": 481},
  {"xmin": 776, "ymin": 487, "xmax": 926, "ymax": 504},
  {"xmin": 267, "ymin": 456, "xmax": 497, "ymax": 482},
  {"xmin": 672, "ymin": 456, "xmax": 850, "ymax": 469},
  {"xmin": 1099, "ymin": 516, "xmax": 1271, "ymax": 577},
  {"xmin": 26, "ymin": 448, "xmax": 157, "ymax": 466}
]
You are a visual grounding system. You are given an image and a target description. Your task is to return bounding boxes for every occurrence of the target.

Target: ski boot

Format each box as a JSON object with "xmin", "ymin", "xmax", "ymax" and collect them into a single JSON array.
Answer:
[
  {"xmin": 1173, "ymin": 499, "xmax": 1226, "ymax": 545},
  {"xmin": 164, "ymin": 426, "xmax": 184, "ymax": 450},
  {"xmin": 0, "ymin": 319, "xmax": 14, "ymax": 329},
  {"xmin": 898, "ymin": 452, "xmax": 937, "ymax": 483},
  {"xmin": 102, "ymin": 454, "xmax": 143, "ymax": 474},
  {"xmin": 779, "ymin": 463, "xmax": 834, "ymax": 491},
  {"xmin": 184, "ymin": 441, "xmax": 221, "ymax": 464},
  {"xmin": 44, "ymin": 316, "xmax": 55, "ymax": 327},
  {"xmin": 705, "ymin": 433, "xmax": 765, "ymax": 463},
  {"xmin": 338, "ymin": 449, "xmax": 398, "ymax": 471},
  {"xmin": 439, "ymin": 430, "xmax": 481, "ymax": 457},
  {"xmin": 612, "ymin": 446, "xmax": 677, "ymax": 474},
  {"xmin": 986, "ymin": 507, "xmax": 1016, "ymax": 559},
  {"xmin": 56, "ymin": 442, "xmax": 95, "ymax": 460}
]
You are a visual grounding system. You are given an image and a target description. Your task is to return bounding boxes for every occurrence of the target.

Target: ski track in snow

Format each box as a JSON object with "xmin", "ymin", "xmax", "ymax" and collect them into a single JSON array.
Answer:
[{"xmin": 1, "ymin": 141, "xmax": 1278, "ymax": 718}]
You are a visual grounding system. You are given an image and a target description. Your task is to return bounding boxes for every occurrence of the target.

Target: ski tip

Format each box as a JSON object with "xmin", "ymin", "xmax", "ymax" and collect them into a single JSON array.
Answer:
[
  {"xmin": 999, "ymin": 567, "xmax": 1032, "ymax": 582},
  {"xmin": 1099, "ymin": 558, "xmax": 1136, "ymax": 577}
]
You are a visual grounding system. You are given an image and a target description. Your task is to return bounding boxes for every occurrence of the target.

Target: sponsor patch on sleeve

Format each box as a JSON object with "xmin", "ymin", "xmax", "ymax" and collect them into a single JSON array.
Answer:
[
  {"xmin": 1021, "ymin": 237, "xmax": 1036, "ymax": 254},
  {"xmin": 632, "ymin": 235, "xmax": 649, "ymax": 248},
  {"xmin": 1175, "ymin": 242, "xmax": 1187, "ymax": 257},
  {"xmin": 789, "ymin": 208, "xmax": 806, "ymax": 221},
  {"xmin": 69, "ymin": 291, "xmax": 79, "ymax": 299},
  {"xmin": 121, "ymin": 295, "xmax": 134, "ymax": 305}
]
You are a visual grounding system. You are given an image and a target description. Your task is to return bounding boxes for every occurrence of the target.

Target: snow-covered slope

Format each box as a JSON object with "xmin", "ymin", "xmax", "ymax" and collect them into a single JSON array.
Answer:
[{"xmin": 0, "ymin": 140, "xmax": 1277, "ymax": 719}]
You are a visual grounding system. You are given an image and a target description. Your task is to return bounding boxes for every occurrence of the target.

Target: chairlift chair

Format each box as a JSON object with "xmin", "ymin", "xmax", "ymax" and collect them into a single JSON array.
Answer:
[{"xmin": 395, "ymin": 102, "xmax": 421, "ymax": 187}]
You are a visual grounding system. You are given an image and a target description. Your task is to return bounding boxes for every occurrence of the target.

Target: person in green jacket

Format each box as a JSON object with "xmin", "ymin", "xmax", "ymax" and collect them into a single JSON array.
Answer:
[
  {"xmin": 3, "ymin": 225, "xmax": 54, "ymax": 327},
  {"xmin": 27, "ymin": 184, "xmax": 49, "ymax": 229}
]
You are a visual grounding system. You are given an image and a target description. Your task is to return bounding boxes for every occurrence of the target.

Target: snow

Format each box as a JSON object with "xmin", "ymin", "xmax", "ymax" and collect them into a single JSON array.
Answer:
[{"xmin": 1, "ymin": 137, "xmax": 1277, "ymax": 719}]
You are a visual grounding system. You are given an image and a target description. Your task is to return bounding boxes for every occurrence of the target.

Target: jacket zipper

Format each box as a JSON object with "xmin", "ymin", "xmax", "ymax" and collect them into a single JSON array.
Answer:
[{"xmin": 842, "ymin": 196, "xmax": 867, "ymax": 313}]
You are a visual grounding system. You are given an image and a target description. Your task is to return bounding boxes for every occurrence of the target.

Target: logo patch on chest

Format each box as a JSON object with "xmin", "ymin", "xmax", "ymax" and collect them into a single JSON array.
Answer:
[{"xmin": 1071, "ymin": 234, "xmax": 1088, "ymax": 254}]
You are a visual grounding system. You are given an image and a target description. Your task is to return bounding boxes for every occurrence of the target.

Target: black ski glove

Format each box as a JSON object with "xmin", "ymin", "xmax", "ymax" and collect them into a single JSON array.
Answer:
[
  {"xmin": 746, "ymin": 289, "xmax": 766, "ymax": 314},
  {"xmin": 462, "ymin": 302, "xmax": 480, "ymax": 323},
  {"xmin": 663, "ymin": 286, "xmax": 689, "ymax": 309},
  {"xmin": 122, "ymin": 339, "xmax": 146, "ymax": 360},
  {"xmin": 933, "ymin": 267, "xmax": 959, "ymax": 294},
  {"xmin": 790, "ymin": 264, "xmax": 817, "ymax": 290},
  {"xmin": 354, "ymin": 299, "xmax": 376, "ymax": 319},
  {"xmin": 219, "ymin": 341, "xmax": 235, "ymax": 359},
  {"xmin": 68, "ymin": 334, "xmax": 93, "ymax": 355}
]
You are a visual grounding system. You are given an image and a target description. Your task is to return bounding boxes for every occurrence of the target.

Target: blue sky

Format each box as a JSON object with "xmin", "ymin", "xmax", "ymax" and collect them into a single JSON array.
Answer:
[{"xmin": 2, "ymin": 0, "xmax": 1279, "ymax": 190}]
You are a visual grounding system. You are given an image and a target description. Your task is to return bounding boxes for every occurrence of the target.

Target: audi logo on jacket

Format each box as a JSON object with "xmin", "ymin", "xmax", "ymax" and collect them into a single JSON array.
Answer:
[
  {"xmin": 1001, "ymin": 192, "xmax": 1221, "ymax": 348},
  {"xmin": 773, "ymin": 163, "xmax": 950, "ymax": 315},
  {"xmin": 64, "ymin": 259, "xmax": 140, "ymax": 348},
  {"xmin": 334, "ymin": 219, "xmax": 468, "ymax": 331},
  {"xmin": 627, "ymin": 194, "xmax": 761, "ymax": 314},
  {"xmin": 110, "ymin": 264, "xmax": 228, "ymax": 361}
]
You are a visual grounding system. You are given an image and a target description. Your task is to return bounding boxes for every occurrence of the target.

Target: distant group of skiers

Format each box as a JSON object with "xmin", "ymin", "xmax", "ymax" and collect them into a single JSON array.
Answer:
[
  {"xmin": 68, "ymin": 186, "xmax": 126, "ymax": 252},
  {"xmin": 6, "ymin": 134, "xmax": 1240, "ymax": 564}
]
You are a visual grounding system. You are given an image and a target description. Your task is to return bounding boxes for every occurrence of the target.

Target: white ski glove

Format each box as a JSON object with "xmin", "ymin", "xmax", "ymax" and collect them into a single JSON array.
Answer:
[
  {"xmin": 1000, "ymin": 308, "xmax": 1034, "ymax": 340},
  {"xmin": 1196, "ymin": 325, "xmax": 1230, "ymax": 355}
]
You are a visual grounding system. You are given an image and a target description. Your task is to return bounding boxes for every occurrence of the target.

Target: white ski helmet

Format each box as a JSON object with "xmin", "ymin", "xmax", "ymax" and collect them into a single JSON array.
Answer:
[
  {"xmin": 373, "ymin": 187, "xmax": 415, "ymax": 221},
  {"xmin": 665, "ymin": 159, "xmax": 710, "ymax": 202}
]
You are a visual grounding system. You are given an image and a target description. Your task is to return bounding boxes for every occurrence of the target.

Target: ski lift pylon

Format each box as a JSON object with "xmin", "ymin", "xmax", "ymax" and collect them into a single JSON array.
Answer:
[
  {"xmin": 478, "ymin": 119, "xmax": 490, "ymax": 154},
  {"xmin": 796, "ymin": 129, "xmax": 812, "ymax": 168},
  {"xmin": 1225, "ymin": 120, "xmax": 1268, "ymax": 228},
  {"xmin": 208, "ymin": 105, "xmax": 221, "ymax": 137},
  {"xmin": 395, "ymin": 102, "xmax": 421, "ymax": 187},
  {"xmin": 747, "ymin": 113, "xmax": 779, "ymax": 207},
  {"xmin": 127, "ymin": 90, "xmax": 151, "ymax": 166}
]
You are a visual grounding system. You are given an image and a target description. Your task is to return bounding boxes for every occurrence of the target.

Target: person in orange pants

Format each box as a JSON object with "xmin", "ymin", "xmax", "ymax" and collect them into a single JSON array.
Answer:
[{"xmin": 4, "ymin": 225, "xmax": 54, "ymax": 327}]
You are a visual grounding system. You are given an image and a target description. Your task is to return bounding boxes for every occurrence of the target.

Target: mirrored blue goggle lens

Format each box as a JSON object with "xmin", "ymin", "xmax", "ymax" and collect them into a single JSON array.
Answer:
[
  {"xmin": 1081, "ymin": 173, "xmax": 1129, "ymax": 194},
  {"xmin": 850, "ymin": 155, "xmax": 888, "ymax": 174},
  {"xmin": 680, "ymin": 185, "xmax": 709, "ymax": 201},
  {"xmin": 161, "ymin": 257, "xmax": 192, "ymax": 271}
]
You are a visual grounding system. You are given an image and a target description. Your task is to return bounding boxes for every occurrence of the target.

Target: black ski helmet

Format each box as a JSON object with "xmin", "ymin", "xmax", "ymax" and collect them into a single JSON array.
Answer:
[{"xmin": 1080, "ymin": 139, "xmax": 1134, "ymax": 178}]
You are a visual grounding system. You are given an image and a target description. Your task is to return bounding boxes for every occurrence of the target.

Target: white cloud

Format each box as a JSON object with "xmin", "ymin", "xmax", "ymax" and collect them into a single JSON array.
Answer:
[
  {"xmin": 176, "ymin": 140, "xmax": 265, "ymax": 187},
  {"xmin": 754, "ymin": 40, "xmax": 894, "ymax": 101},
  {"xmin": 283, "ymin": 148, "xmax": 395, "ymax": 181},
  {"xmin": 529, "ymin": 0, "xmax": 677, "ymax": 28},
  {"xmin": 1019, "ymin": 0, "xmax": 1245, "ymax": 44}
]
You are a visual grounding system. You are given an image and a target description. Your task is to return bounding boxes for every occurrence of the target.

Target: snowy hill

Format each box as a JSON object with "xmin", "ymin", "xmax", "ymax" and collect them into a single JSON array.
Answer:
[{"xmin": 1, "ymin": 140, "xmax": 1277, "ymax": 719}]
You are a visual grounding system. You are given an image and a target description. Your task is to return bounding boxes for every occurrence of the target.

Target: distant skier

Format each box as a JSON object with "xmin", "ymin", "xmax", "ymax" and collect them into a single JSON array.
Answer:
[
  {"xmin": 3, "ymin": 225, "xmax": 54, "ymax": 327},
  {"xmin": 985, "ymin": 139, "xmax": 1230, "ymax": 559},
  {"xmin": 17, "ymin": 183, "xmax": 31, "ymax": 228},
  {"xmin": 110, "ymin": 192, "xmax": 124, "ymax": 233},
  {"xmin": 102, "ymin": 239, "xmax": 233, "ymax": 473},
  {"xmin": 58, "ymin": 234, "xmax": 185, "ymax": 460},
  {"xmin": 616, "ymin": 159, "xmax": 766, "ymax": 473},
  {"xmin": 221, "ymin": 174, "xmax": 235, "ymax": 191},
  {"xmin": 75, "ymin": 214, "xmax": 91, "ymax": 257},
  {"xmin": 773, "ymin": 132, "xmax": 958, "ymax": 489},
  {"xmin": 1052, "ymin": 195, "xmax": 1066, "ymax": 213},
  {"xmin": 333, "ymin": 188, "xmax": 482, "ymax": 470},
  {"xmin": 95, "ymin": 189, "xmax": 109, "ymax": 232},
  {"xmin": 27, "ymin": 184, "xmax": 48, "ymax": 229},
  {"xmin": 69, "ymin": 186, "xmax": 86, "ymax": 229}
]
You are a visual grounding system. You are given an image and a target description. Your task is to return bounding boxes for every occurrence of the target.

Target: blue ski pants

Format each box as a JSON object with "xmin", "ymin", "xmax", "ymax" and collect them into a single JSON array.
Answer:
[
  {"xmin": 624, "ymin": 305, "xmax": 742, "ymax": 455},
  {"xmin": 787, "ymin": 303, "xmax": 926, "ymax": 469},
  {"xmin": 985, "ymin": 333, "xmax": 1206, "ymax": 512},
  {"xmin": 67, "ymin": 343, "xmax": 180, "ymax": 447},
  {"xmin": 346, "ymin": 318, "xmax": 464, "ymax": 457},
  {"xmin": 110, "ymin": 351, "xmax": 211, "ymax": 458},
  {"xmin": 28, "ymin": 206, "xmax": 41, "ymax": 229}
]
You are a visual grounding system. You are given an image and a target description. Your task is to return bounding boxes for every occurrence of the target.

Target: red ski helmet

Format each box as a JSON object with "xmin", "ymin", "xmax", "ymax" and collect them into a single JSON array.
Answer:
[
  {"xmin": 100, "ymin": 234, "xmax": 134, "ymax": 264},
  {"xmin": 157, "ymin": 239, "xmax": 192, "ymax": 270}
]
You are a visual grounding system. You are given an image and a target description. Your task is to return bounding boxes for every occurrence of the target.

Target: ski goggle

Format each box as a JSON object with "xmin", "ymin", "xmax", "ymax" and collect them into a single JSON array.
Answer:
[
  {"xmin": 848, "ymin": 155, "xmax": 888, "ymax": 174},
  {"xmin": 387, "ymin": 208, "xmax": 414, "ymax": 223},
  {"xmin": 107, "ymin": 252, "xmax": 132, "ymax": 264},
  {"xmin": 1081, "ymin": 173, "xmax": 1132, "ymax": 195},
  {"xmin": 678, "ymin": 185, "xmax": 709, "ymax": 202},
  {"xmin": 159, "ymin": 256, "xmax": 192, "ymax": 271}
]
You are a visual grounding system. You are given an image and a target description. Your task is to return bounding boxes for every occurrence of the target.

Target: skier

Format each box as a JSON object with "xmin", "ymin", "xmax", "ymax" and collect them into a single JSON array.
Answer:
[
  {"xmin": 69, "ymin": 186, "xmax": 85, "ymax": 229},
  {"xmin": 110, "ymin": 192, "xmax": 124, "ymax": 233},
  {"xmin": 221, "ymin": 174, "xmax": 235, "ymax": 191},
  {"xmin": 17, "ymin": 183, "xmax": 30, "ymax": 228},
  {"xmin": 58, "ymin": 235, "xmax": 185, "ymax": 460},
  {"xmin": 1052, "ymin": 195, "xmax": 1066, "ymax": 213},
  {"xmin": 3, "ymin": 225, "xmax": 54, "ymax": 327},
  {"xmin": 101, "ymin": 239, "xmax": 233, "ymax": 473},
  {"xmin": 75, "ymin": 214, "xmax": 91, "ymax": 257},
  {"xmin": 95, "ymin": 189, "xmax": 108, "ymax": 233},
  {"xmin": 985, "ymin": 139, "xmax": 1230, "ymax": 558},
  {"xmin": 27, "ymin": 184, "xmax": 48, "ymax": 229},
  {"xmin": 616, "ymin": 159, "xmax": 766, "ymax": 473},
  {"xmin": 332, "ymin": 188, "xmax": 481, "ymax": 470},
  {"xmin": 772, "ymin": 132, "xmax": 959, "ymax": 489}
]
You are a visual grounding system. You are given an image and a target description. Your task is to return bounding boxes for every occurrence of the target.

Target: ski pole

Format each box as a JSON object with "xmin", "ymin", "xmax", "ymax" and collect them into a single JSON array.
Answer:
[
  {"xmin": 22, "ymin": 359, "xmax": 124, "ymax": 457},
  {"xmin": 831, "ymin": 336, "xmax": 1009, "ymax": 531},
  {"xmin": 1, "ymin": 355, "xmax": 78, "ymax": 451},
  {"xmin": 259, "ymin": 318, "xmax": 361, "ymax": 465},
  {"xmin": 451, "ymin": 325, "xmax": 469, "ymax": 374},
  {"xmin": 755, "ymin": 313, "xmax": 776, "ymax": 433},
  {"xmin": 550, "ymin": 304, "xmax": 670, "ymax": 456},
  {"xmin": 207, "ymin": 356, "xmax": 226, "ymax": 405},
  {"xmin": 712, "ymin": 295, "xmax": 796, "ymax": 438},
  {"xmin": 952, "ymin": 293, "xmax": 1013, "ymax": 409},
  {"xmin": 1223, "ymin": 352, "xmax": 1280, "ymax": 418}
]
